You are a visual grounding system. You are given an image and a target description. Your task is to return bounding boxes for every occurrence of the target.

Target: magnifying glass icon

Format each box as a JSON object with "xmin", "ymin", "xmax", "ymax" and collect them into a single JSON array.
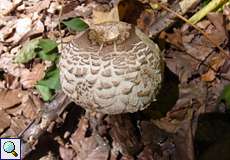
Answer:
[{"xmin": 3, "ymin": 141, "xmax": 18, "ymax": 157}]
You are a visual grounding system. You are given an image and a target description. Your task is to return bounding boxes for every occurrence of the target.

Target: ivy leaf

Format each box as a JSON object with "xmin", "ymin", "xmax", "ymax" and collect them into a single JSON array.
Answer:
[
  {"xmin": 37, "ymin": 68, "xmax": 60, "ymax": 90},
  {"xmin": 38, "ymin": 39, "xmax": 58, "ymax": 61},
  {"xmin": 62, "ymin": 18, "xmax": 88, "ymax": 31},
  {"xmin": 14, "ymin": 38, "xmax": 40, "ymax": 63},
  {"xmin": 35, "ymin": 85, "xmax": 52, "ymax": 101},
  {"xmin": 36, "ymin": 68, "xmax": 60, "ymax": 101},
  {"xmin": 15, "ymin": 38, "xmax": 59, "ymax": 63},
  {"xmin": 39, "ymin": 39, "xmax": 57, "ymax": 53}
]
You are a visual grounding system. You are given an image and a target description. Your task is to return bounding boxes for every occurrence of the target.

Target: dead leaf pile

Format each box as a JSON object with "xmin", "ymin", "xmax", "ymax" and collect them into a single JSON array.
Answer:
[
  {"xmin": 0, "ymin": 89, "xmax": 43, "ymax": 137},
  {"xmin": 163, "ymin": 12, "xmax": 228, "ymax": 83}
]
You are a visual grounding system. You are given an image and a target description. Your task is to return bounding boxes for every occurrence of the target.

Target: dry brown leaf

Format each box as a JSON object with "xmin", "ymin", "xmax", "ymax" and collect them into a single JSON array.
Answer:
[
  {"xmin": 165, "ymin": 50, "xmax": 199, "ymax": 83},
  {"xmin": 0, "ymin": 43, "xmax": 6, "ymax": 54},
  {"xmin": 223, "ymin": 4, "xmax": 230, "ymax": 31},
  {"xmin": 0, "ymin": 81, "xmax": 6, "ymax": 89},
  {"xmin": 196, "ymin": 20, "xmax": 210, "ymax": 29},
  {"xmin": 205, "ymin": 13, "xmax": 228, "ymax": 46},
  {"xmin": 0, "ymin": 20, "xmax": 15, "ymax": 41},
  {"xmin": 201, "ymin": 70, "xmax": 215, "ymax": 82},
  {"xmin": 137, "ymin": 10, "xmax": 156, "ymax": 34},
  {"xmin": 210, "ymin": 55, "xmax": 226, "ymax": 70},
  {"xmin": 109, "ymin": 114, "xmax": 143, "ymax": 155},
  {"xmin": 6, "ymin": 17, "xmax": 32, "ymax": 43},
  {"xmin": 6, "ymin": 93, "xmax": 41, "ymax": 119},
  {"xmin": 0, "ymin": 0, "xmax": 22, "ymax": 16},
  {"xmin": 9, "ymin": 116, "xmax": 27, "ymax": 135},
  {"xmin": 20, "ymin": 63, "xmax": 46, "ymax": 89},
  {"xmin": 0, "ymin": 89, "xmax": 25, "ymax": 110},
  {"xmin": 70, "ymin": 117, "xmax": 89, "ymax": 151},
  {"xmin": 70, "ymin": 117, "xmax": 110, "ymax": 160},
  {"xmin": 27, "ymin": 0, "xmax": 51, "ymax": 14},
  {"xmin": 0, "ymin": 110, "xmax": 11, "ymax": 134},
  {"xmin": 0, "ymin": 0, "xmax": 13, "ymax": 16},
  {"xmin": 1, "ymin": 114, "xmax": 28, "ymax": 137},
  {"xmin": 201, "ymin": 55, "xmax": 225, "ymax": 82},
  {"xmin": 21, "ymin": 95, "xmax": 41, "ymax": 119},
  {"xmin": 47, "ymin": 1, "xmax": 62, "ymax": 14},
  {"xmin": 0, "ymin": 53, "xmax": 27, "ymax": 77},
  {"xmin": 164, "ymin": 29, "xmax": 183, "ymax": 49},
  {"xmin": 59, "ymin": 146, "xmax": 75, "ymax": 160},
  {"xmin": 137, "ymin": 146, "xmax": 155, "ymax": 160}
]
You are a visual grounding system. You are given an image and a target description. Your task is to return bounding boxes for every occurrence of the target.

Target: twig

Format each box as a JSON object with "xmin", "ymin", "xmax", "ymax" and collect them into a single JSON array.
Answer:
[{"xmin": 19, "ymin": 92, "xmax": 70, "ymax": 159}]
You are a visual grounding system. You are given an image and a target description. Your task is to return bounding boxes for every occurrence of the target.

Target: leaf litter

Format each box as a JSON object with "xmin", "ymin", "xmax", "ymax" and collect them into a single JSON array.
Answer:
[{"xmin": 0, "ymin": 0, "xmax": 230, "ymax": 160}]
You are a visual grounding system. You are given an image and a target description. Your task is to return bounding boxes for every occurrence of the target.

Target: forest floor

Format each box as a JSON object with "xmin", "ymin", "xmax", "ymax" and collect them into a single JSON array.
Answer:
[{"xmin": 0, "ymin": 0, "xmax": 230, "ymax": 160}]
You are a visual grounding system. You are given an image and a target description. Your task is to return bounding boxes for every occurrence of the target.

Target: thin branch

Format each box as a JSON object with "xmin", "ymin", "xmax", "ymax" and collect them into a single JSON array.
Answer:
[{"xmin": 19, "ymin": 92, "xmax": 70, "ymax": 159}]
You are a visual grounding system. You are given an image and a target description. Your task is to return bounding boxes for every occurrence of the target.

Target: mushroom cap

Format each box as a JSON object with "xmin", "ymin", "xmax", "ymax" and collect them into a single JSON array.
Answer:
[{"xmin": 59, "ymin": 26, "xmax": 164, "ymax": 114}]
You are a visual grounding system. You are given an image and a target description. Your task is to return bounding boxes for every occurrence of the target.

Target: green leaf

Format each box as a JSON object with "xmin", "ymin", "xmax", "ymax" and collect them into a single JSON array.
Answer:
[
  {"xmin": 15, "ymin": 38, "xmax": 40, "ymax": 63},
  {"xmin": 220, "ymin": 84, "xmax": 230, "ymax": 107},
  {"xmin": 37, "ymin": 68, "xmax": 60, "ymax": 90},
  {"xmin": 35, "ymin": 84, "xmax": 53, "ymax": 101},
  {"xmin": 38, "ymin": 52, "xmax": 58, "ymax": 61},
  {"xmin": 39, "ymin": 39, "xmax": 57, "ymax": 53},
  {"xmin": 38, "ymin": 39, "xmax": 58, "ymax": 61},
  {"xmin": 62, "ymin": 18, "xmax": 88, "ymax": 31},
  {"xmin": 15, "ymin": 38, "xmax": 59, "ymax": 63},
  {"xmin": 36, "ymin": 68, "xmax": 60, "ymax": 101}
]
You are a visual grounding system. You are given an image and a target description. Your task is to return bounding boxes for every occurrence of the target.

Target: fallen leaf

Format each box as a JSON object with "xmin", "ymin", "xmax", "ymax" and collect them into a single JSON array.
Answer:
[
  {"xmin": 9, "ymin": 116, "xmax": 27, "ymax": 135},
  {"xmin": 0, "ymin": 53, "xmax": 28, "ymax": 78},
  {"xmin": 8, "ymin": 17, "xmax": 33, "ymax": 43},
  {"xmin": 201, "ymin": 55, "xmax": 225, "ymax": 82},
  {"xmin": 70, "ymin": 117, "xmax": 110, "ymax": 160},
  {"xmin": 0, "ymin": 0, "xmax": 13, "ymax": 16},
  {"xmin": 21, "ymin": 94, "xmax": 41, "ymax": 119},
  {"xmin": 47, "ymin": 1, "xmax": 62, "ymax": 14},
  {"xmin": 196, "ymin": 20, "xmax": 210, "ymax": 29},
  {"xmin": 20, "ymin": 63, "xmax": 46, "ymax": 89},
  {"xmin": 27, "ymin": 0, "xmax": 50, "ymax": 13},
  {"xmin": 26, "ymin": 20, "xmax": 45, "ymax": 38},
  {"xmin": 0, "ymin": 0, "xmax": 21, "ymax": 16},
  {"xmin": 0, "ymin": 20, "xmax": 15, "ymax": 41},
  {"xmin": 0, "ymin": 110, "xmax": 11, "ymax": 134},
  {"xmin": 165, "ymin": 50, "xmax": 199, "ymax": 83},
  {"xmin": 6, "ymin": 93, "xmax": 42, "ymax": 119},
  {"xmin": 109, "ymin": 114, "xmax": 143, "ymax": 155},
  {"xmin": 201, "ymin": 70, "xmax": 215, "ymax": 82},
  {"xmin": 0, "ymin": 89, "xmax": 25, "ymax": 110},
  {"xmin": 59, "ymin": 146, "xmax": 75, "ymax": 160},
  {"xmin": 164, "ymin": 29, "xmax": 183, "ymax": 49},
  {"xmin": 137, "ymin": 10, "xmax": 156, "ymax": 34}
]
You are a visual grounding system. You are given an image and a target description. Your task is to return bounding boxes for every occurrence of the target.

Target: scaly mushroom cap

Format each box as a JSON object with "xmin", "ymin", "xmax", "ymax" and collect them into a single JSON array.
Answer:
[{"xmin": 59, "ymin": 22, "xmax": 163, "ymax": 114}]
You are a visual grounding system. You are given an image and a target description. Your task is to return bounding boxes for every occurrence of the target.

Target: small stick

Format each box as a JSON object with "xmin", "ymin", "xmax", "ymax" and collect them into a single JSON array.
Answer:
[{"xmin": 19, "ymin": 92, "xmax": 70, "ymax": 159}]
